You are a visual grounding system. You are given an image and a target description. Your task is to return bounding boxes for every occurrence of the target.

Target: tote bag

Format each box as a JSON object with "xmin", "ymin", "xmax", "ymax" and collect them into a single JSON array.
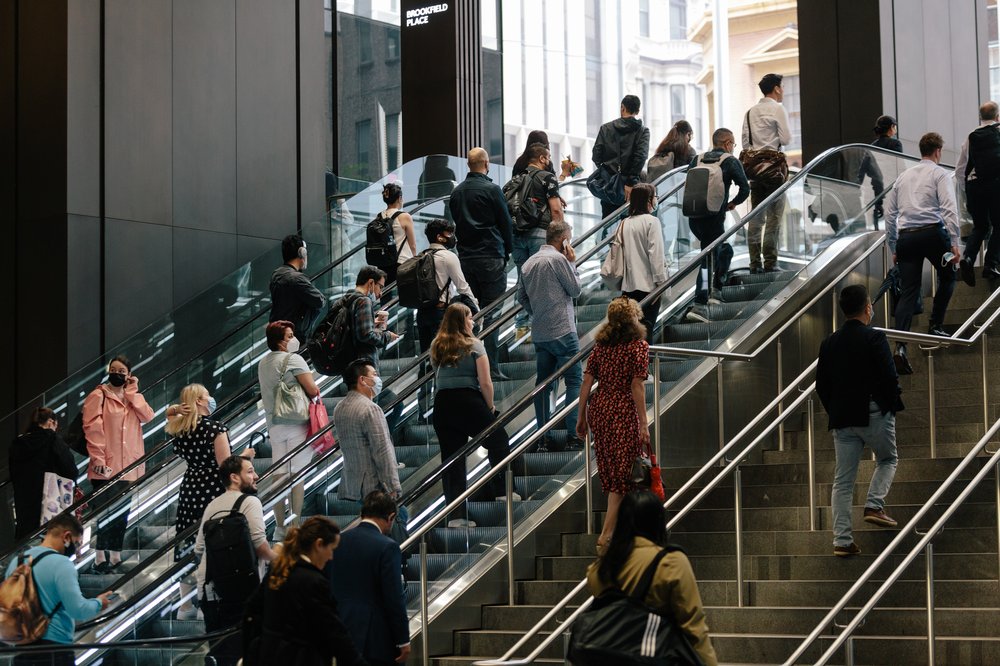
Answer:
[
  {"xmin": 39, "ymin": 473, "xmax": 75, "ymax": 525},
  {"xmin": 307, "ymin": 398, "xmax": 336, "ymax": 455},
  {"xmin": 272, "ymin": 353, "xmax": 309, "ymax": 422},
  {"xmin": 600, "ymin": 222, "xmax": 627, "ymax": 291}
]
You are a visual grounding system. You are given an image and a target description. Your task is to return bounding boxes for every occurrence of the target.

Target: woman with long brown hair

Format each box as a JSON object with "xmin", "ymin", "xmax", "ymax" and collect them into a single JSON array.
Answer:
[
  {"xmin": 576, "ymin": 297, "xmax": 650, "ymax": 551},
  {"xmin": 243, "ymin": 516, "xmax": 367, "ymax": 666},
  {"xmin": 647, "ymin": 120, "xmax": 695, "ymax": 181},
  {"xmin": 430, "ymin": 303, "xmax": 513, "ymax": 528}
]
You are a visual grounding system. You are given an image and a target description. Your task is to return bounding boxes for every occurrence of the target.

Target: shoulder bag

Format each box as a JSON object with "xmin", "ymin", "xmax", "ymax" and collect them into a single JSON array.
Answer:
[
  {"xmin": 567, "ymin": 548, "xmax": 705, "ymax": 665},
  {"xmin": 600, "ymin": 221, "xmax": 628, "ymax": 292},
  {"xmin": 588, "ymin": 131, "xmax": 627, "ymax": 207},
  {"xmin": 272, "ymin": 353, "xmax": 309, "ymax": 422},
  {"xmin": 738, "ymin": 109, "xmax": 789, "ymax": 188}
]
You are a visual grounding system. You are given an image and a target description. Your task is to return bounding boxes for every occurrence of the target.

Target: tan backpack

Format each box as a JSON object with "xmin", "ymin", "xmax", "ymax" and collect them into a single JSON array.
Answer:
[{"xmin": 0, "ymin": 551, "xmax": 62, "ymax": 645}]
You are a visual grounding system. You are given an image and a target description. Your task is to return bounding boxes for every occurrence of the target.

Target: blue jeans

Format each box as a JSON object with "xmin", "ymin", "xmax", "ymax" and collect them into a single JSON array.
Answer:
[
  {"xmin": 831, "ymin": 403, "xmax": 898, "ymax": 547},
  {"xmin": 533, "ymin": 333, "xmax": 583, "ymax": 438},
  {"xmin": 512, "ymin": 230, "xmax": 546, "ymax": 327}
]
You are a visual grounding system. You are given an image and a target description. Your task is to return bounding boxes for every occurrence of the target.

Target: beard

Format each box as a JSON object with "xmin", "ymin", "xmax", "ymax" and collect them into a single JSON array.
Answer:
[{"xmin": 239, "ymin": 482, "xmax": 258, "ymax": 495}]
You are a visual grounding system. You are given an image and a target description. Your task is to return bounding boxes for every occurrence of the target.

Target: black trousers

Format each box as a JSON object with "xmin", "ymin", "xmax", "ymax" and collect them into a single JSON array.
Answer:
[
  {"xmin": 894, "ymin": 225, "xmax": 956, "ymax": 332},
  {"xmin": 623, "ymin": 290, "xmax": 661, "ymax": 344},
  {"xmin": 89, "ymin": 479, "xmax": 131, "ymax": 552},
  {"xmin": 202, "ymin": 597, "xmax": 245, "ymax": 666},
  {"xmin": 432, "ymin": 388, "xmax": 510, "ymax": 520},
  {"xmin": 459, "ymin": 256, "xmax": 507, "ymax": 371},
  {"xmin": 689, "ymin": 214, "xmax": 734, "ymax": 304},
  {"xmin": 963, "ymin": 179, "xmax": 1000, "ymax": 269}
]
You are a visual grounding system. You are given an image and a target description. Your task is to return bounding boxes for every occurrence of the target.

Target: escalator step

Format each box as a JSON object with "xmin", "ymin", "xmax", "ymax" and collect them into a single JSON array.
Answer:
[
  {"xmin": 521, "ymin": 451, "xmax": 585, "ymax": 476},
  {"xmin": 427, "ymin": 526, "xmax": 506, "ymax": 552},
  {"xmin": 403, "ymin": 552, "xmax": 473, "ymax": 581},
  {"xmin": 516, "ymin": 474, "xmax": 572, "ymax": 498},
  {"xmin": 394, "ymin": 443, "xmax": 440, "ymax": 466},
  {"xmin": 466, "ymin": 500, "xmax": 545, "ymax": 527},
  {"xmin": 663, "ymin": 320, "xmax": 739, "ymax": 342}
]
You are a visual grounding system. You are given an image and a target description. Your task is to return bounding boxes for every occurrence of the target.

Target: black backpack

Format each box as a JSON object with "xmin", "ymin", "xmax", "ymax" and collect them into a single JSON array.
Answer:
[
  {"xmin": 365, "ymin": 211, "xmax": 406, "ymax": 268},
  {"xmin": 64, "ymin": 391, "xmax": 104, "ymax": 457},
  {"xmin": 567, "ymin": 546, "xmax": 704, "ymax": 666},
  {"xmin": 202, "ymin": 494, "xmax": 259, "ymax": 602},
  {"xmin": 307, "ymin": 293, "xmax": 361, "ymax": 376},
  {"xmin": 397, "ymin": 249, "xmax": 451, "ymax": 309},
  {"xmin": 503, "ymin": 168, "xmax": 551, "ymax": 232}
]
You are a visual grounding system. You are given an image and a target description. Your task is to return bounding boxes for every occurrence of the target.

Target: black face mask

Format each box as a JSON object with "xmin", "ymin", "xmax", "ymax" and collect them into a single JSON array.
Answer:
[
  {"xmin": 107, "ymin": 373, "xmax": 127, "ymax": 388},
  {"xmin": 63, "ymin": 540, "xmax": 77, "ymax": 558},
  {"xmin": 441, "ymin": 235, "xmax": 457, "ymax": 249}
]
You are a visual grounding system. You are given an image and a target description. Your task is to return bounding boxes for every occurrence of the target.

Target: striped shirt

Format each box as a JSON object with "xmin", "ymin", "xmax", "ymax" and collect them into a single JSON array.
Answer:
[
  {"xmin": 517, "ymin": 244, "xmax": 581, "ymax": 342},
  {"xmin": 332, "ymin": 391, "xmax": 401, "ymax": 500}
]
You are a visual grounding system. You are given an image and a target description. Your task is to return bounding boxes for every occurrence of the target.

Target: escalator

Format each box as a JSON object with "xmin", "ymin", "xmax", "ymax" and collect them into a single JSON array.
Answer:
[{"xmin": 14, "ymin": 144, "xmax": 930, "ymax": 663}]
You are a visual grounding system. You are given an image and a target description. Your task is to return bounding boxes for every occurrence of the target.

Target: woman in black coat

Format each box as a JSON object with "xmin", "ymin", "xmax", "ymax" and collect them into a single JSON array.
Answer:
[
  {"xmin": 242, "ymin": 516, "xmax": 368, "ymax": 666},
  {"xmin": 9, "ymin": 407, "xmax": 78, "ymax": 538}
]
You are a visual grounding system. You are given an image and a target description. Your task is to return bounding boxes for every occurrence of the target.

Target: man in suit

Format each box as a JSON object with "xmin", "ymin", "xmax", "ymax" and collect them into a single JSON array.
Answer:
[
  {"xmin": 327, "ymin": 491, "xmax": 411, "ymax": 665},
  {"xmin": 817, "ymin": 285, "xmax": 904, "ymax": 558}
]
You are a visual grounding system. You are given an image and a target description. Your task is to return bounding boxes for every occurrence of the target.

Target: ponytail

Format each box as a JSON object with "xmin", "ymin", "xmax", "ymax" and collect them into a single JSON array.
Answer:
[{"xmin": 267, "ymin": 516, "xmax": 341, "ymax": 590}]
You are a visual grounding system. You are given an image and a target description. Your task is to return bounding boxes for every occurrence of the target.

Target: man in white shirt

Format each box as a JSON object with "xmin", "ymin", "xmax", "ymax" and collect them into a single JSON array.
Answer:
[
  {"xmin": 195, "ymin": 455, "xmax": 278, "ymax": 666},
  {"xmin": 414, "ymin": 218, "xmax": 479, "ymax": 354},
  {"xmin": 741, "ymin": 73, "xmax": 793, "ymax": 273},
  {"xmin": 955, "ymin": 101, "xmax": 1000, "ymax": 286},
  {"xmin": 884, "ymin": 132, "xmax": 961, "ymax": 374}
]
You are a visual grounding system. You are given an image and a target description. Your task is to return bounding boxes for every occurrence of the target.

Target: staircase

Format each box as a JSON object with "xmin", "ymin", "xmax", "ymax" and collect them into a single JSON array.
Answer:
[{"xmin": 423, "ymin": 278, "xmax": 1000, "ymax": 665}]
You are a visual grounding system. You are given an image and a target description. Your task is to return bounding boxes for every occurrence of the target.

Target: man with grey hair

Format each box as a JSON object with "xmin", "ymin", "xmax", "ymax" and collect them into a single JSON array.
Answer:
[
  {"xmin": 957, "ymin": 101, "xmax": 1000, "ymax": 286},
  {"xmin": 517, "ymin": 220, "xmax": 584, "ymax": 451}
]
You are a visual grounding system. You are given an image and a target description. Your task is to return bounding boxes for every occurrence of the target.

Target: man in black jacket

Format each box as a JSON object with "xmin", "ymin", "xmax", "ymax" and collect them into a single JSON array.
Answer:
[
  {"xmin": 450, "ymin": 147, "xmax": 514, "ymax": 379},
  {"xmin": 269, "ymin": 234, "xmax": 326, "ymax": 344},
  {"xmin": 817, "ymin": 285, "xmax": 904, "ymax": 557},
  {"xmin": 592, "ymin": 94, "xmax": 651, "ymax": 220}
]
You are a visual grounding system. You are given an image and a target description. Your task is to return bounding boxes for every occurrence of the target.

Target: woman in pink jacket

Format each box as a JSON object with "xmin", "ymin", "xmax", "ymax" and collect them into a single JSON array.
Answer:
[{"xmin": 82, "ymin": 355, "xmax": 155, "ymax": 573}]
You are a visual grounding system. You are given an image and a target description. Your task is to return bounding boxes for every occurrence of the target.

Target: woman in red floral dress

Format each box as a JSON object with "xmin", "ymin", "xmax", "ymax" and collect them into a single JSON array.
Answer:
[{"xmin": 576, "ymin": 297, "xmax": 651, "ymax": 551}]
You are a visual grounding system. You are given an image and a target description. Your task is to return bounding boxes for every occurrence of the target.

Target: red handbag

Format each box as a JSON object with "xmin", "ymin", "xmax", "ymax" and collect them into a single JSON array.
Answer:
[
  {"xmin": 307, "ymin": 398, "xmax": 336, "ymax": 455},
  {"xmin": 631, "ymin": 440, "xmax": 665, "ymax": 502}
]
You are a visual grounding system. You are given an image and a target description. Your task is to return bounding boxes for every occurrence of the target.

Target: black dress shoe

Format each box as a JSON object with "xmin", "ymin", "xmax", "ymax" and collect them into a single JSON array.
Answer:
[
  {"xmin": 960, "ymin": 258, "xmax": 976, "ymax": 287},
  {"xmin": 893, "ymin": 344, "xmax": 913, "ymax": 375},
  {"xmin": 563, "ymin": 435, "xmax": 586, "ymax": 451},
  {"xmin": 491, "ymin": 369, "xmax": 511, "ymax": 382}
]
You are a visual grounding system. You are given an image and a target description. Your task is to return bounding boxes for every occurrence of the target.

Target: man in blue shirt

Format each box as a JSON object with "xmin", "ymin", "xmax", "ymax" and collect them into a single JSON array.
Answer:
[
  {"xmin": 884, "ymin": 132, "xmax": 961, "ymax": 374},
  {"xmin": 6, "ymin": 514, "xmax": 112, "ymax": 665},
  {"xmin": 517, "ymin": 220, "xmax": 584, "ymax": 452}
]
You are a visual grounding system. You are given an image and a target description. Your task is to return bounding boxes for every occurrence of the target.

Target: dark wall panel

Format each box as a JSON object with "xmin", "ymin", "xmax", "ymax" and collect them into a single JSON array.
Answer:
[
  {"xmin": 66, "ymin": 0, "xmax": 100, "ymax": 218},
  {"xmin": 104, "ymin": 0, "xmax": 172, "ymax": 226},
  {"xmin": 172, "ymin": 0, "xmax": 237, "ymax": 235},
  {"xmin": 172, "ymin": 227, "xmax": 239, "ymax": 305},
  {"xmin": 236, "ymin": 0, "xmax": 298, "ymax": 239},
  {"xmin": 0, "ymin": 0, "xmax": 16, "ymax": 419},
  {"xmin": 66, "ymin": 214, "xmax": 102, "ymax": 371},
  {"xmin": 104, "ymin": 218, "xmax": 172, "ymax": 348}
]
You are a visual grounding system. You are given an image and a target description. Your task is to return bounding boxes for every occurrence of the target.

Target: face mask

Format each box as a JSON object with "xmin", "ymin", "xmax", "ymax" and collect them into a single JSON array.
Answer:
[
  {"xmin": 368, "ymin": 375, "xmax": 383, "ymax": 397},
  {"xmin": 63, "ymin": 540, "xmax": 77, "ymax": 558},
  {"xmin": 206, "ymin": 396, "xmax": 217, "ymax": 414},
  {"xmin": 285, "ymin": 337, "xmax": 301, "ymax": 354},
  {"xmin": 108, "ymin": 373, "xmax": 127, "ymax": 387},
  {"xmin": 441, "ymin": 235, "xmax": 457, "ymax": 249}
]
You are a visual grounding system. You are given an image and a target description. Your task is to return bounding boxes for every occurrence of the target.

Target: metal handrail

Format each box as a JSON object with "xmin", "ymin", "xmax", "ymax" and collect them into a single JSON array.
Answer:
[{"xmin": 784, "ymin": 415, "xmax": 1000, "ymax": 666}]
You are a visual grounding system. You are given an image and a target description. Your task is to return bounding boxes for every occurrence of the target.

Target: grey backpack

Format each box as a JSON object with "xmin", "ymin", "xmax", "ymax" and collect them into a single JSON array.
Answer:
[{"xmin": 682, "ymin": 152, "xmax": 731, "ymax": 217}]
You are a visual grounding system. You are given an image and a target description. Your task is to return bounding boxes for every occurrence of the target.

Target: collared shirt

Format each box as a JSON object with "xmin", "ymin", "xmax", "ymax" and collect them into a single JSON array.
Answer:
[
  {"xmin": 954, "ymin": 119, "xmax": 998, "ymax": 192},
  {"xmin": 517, "ymin": 244, "xmax": 581, "ymax": 342},
  {"xmin": 741, "ymin": 97, "xmax": 792, "ymax": 151},
  {"xmin": 426, "ymin": 243, "xmax": 478, "ymax": 305},
  {"xmin": 884, "ymin": 158, "xmax": 961, "ymax": 253},
  {"xmin": 332, "ymin": 391, "xmax": 401, "ymax": 500},
  {"xmin": 350, "ymin": 291, "xmax": 393, "ymax": 363},
  {"xmin": 449, "ymin": 172, "xmax": 514, "ymax": 260}
]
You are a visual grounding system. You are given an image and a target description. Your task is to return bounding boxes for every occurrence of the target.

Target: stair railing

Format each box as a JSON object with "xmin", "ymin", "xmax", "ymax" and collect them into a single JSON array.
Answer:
[{"xmin": 783, "ymin": 413, "xmax": 1000, "ymax": 666}]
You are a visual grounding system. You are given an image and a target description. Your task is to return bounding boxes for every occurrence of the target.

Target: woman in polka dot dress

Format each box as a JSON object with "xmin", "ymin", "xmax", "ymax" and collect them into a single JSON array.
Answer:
[{"xmin": 576, "ymin": 297, "xmax": 650, "ymax": 552}]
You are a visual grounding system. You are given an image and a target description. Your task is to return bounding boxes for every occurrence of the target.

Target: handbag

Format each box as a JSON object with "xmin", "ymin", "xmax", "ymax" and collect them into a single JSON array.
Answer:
[
  {"xmin": 567, "ymin": 548, "xmax": 705, "ymax": 666},
  {"xmin": 600, "ymin": 222, "xmax": 627, "ymax": 291},
  {"xmin": 39, "ymin": 472, "xmax": 75, "ymax": 525},
  {"xmin": 307, "ymin": 398, "xmax": 336, "ymax": 455},
  {"xmin": 646, "ymin": 152, "xmax": 675, "ymax": 182},
  {"xmin": 587, "ymin": 163, "xmax": 626, "ymax": 207},
  {"xmin": 631, "ymin": 440, "xmax": 665, "ymax": 502},
  {"xmin": 738, "ymin": 110, "xmax": 789, "ymax": 188},
  {"xmin": 272, "ymin": 353, "xmax": 309, "ymax": 422}
]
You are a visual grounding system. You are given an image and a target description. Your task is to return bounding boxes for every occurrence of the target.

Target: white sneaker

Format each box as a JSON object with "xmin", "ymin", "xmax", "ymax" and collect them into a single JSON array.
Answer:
[
  {"xmin": 495, "ymin": 492, "xmax": 523, "ymax": 501},
  {"xmin": 446, "ymin": 518, "xmax": 477, "ymax": 528},
  {"xmin": 685, "ymin": 305, "xmax": 710, "ymax": 323},
  {"xmin": 176, "ymin": 607, "xmax": 202, "ymax": 621},
  {"xmin": 708, "ymin": 289, "xmax": 724, "ymax": 305},
  {"xmin": 396, "ymin": 461, "xmax": 406, "ymax": 469}
]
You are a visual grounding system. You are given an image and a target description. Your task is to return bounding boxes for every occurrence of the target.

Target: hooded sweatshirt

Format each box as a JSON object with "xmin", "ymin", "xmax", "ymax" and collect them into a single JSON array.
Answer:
[
  {"xmin": 9, "ymin": 427, "xmax": 78, "ymax": 537},
  {"xmin": 592, "ymin": 116, "xmax": 651, "ymax": 185}
]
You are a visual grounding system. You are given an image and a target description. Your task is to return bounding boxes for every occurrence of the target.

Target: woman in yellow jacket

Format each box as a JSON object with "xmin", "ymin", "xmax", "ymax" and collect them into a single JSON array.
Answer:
[
  {"xmin": 586, "ymin": 490, "xmax": 718, "ymax": 666},
  {"xmin": 82, "ymin": 355, "xmax": 155, "ymax": 573}
]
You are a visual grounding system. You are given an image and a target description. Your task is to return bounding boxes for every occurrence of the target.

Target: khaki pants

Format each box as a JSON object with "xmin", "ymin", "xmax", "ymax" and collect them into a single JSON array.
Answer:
[{"xmin": 747, "ymin": 180, "xmax": 787, "ymax": 270}]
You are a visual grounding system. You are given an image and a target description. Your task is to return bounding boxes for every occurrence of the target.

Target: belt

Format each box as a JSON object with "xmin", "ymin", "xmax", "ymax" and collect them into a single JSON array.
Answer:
[{"xmin": 898, "ymin": 223, "xmax": 941, "ymax": 235}]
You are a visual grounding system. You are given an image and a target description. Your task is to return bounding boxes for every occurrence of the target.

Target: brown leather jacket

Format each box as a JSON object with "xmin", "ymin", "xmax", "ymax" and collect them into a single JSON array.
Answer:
[{"xmin": 586, "ymin": 536, "xmax": 718, "ymax": 666}]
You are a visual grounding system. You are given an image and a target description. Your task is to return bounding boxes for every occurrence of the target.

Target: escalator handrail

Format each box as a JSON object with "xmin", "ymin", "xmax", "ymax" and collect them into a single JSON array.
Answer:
[{"xmin": 0, "ymin": 628, "xmax": 239, "ymax": 654}]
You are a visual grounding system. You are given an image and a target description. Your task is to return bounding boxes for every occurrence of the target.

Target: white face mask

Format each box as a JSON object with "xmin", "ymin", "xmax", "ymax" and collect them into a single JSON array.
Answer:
[{"xmin": 285, "ymin": 337, "xmax": 301, "ymax": 354}]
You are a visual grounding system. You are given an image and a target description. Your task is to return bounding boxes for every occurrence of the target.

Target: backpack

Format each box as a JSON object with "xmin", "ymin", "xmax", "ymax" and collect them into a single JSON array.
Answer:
[
  {"xmin": 397, "ymin": 249, "xmax": 451, "ymax": 309},
  {"xmin": 64, "ymin": 390, "xmax": 104, "ymax": 457},
  {"xmin": 202, "ymin": 494, "xmax": 259, "ymax": 602},
  {"xmin": 0, "ymin": 551, "xmax": 62, "ymax": 646},
  {"xmin": 567, "ymin": 547, "xmax": 704, "ymax": 666},
  {"xmin": 365, "ymin": 211, "xmax": 406, "ymax": 268},
  {"xmin": 682, "ymin": 152, "xmax": 732, "ymax": 218},
  {"xmin": 646, "ymin": 152, "xmax": 675, "ymax": 182},
  {"xmin": 307, "ymin": 293, "xmax": 361, "ymax": 376},
  {"xmin": 502, "ymin": 168, "xmax": 551, "ymax": 232},
  {"xmin": 967, "ymin": 124, "xmax": 1000, "ymax": 182}
]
